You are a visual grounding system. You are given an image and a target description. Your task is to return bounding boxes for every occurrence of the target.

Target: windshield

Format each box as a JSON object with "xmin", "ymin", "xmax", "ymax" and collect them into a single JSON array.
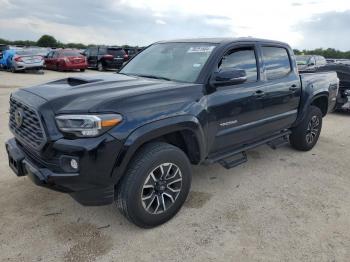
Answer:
[
  {"xmin": 296, "ymin": 55, "xmax": 310, "ymax": 65},
  {"xmin": 120, "ymin": 42, "xmax": 217, "ymax": 82}
]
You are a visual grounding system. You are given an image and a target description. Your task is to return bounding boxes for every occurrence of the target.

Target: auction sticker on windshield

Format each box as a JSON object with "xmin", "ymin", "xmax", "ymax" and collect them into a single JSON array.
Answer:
[{"xmin": 187, "ymin": 46, "xmax": 216, "ymax": 53}]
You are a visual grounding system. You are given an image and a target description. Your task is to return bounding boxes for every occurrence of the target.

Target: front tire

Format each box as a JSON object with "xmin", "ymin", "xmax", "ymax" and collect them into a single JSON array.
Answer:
[
  {"xmin": 116, "ymin": 142, "xmax": 192, "ymax": 228},
  {"xmin": 290, "ymin": 106, "xmax": 323, "ymax": 151}
]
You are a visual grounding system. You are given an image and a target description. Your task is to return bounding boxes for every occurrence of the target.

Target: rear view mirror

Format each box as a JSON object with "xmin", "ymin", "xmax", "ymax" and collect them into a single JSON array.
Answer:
[{"xmin": 211, "ymin": 68, "xmax": 247, "ymax": 87}]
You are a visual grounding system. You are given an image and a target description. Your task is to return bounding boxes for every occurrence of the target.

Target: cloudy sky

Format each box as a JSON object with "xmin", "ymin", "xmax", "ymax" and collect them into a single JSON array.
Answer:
[{"xmin": 1, "ymin": 0, "xmax": 350, "ymax": 50}]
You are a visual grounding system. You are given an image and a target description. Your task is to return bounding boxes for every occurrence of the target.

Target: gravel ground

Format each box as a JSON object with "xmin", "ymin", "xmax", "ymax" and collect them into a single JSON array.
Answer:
[{"xmin": 0, "ymin": 70, "xmax": 349, "ymax": 262}]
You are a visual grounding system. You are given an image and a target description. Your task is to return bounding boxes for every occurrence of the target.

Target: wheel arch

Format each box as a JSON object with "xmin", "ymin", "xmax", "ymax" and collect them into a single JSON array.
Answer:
[
  {"xmin": 310, "ymin": 93, "xmax": 329, "ymax": 116},
  {"xmin": 294, "ymin": 92, "xmax": 329, "ymax": 127},
  {"xmin": 111, "ymin": 115, "xmax": 206, "ymax": 183}
]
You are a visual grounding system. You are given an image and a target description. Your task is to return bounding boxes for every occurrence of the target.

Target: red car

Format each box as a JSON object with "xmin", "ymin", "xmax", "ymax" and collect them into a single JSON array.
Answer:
[{"xmin": 45, "ymin": 49, "xmax": 87, "ymax": 71}]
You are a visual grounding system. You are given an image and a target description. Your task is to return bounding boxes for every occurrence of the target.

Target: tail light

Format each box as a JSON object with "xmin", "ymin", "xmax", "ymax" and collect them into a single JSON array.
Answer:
[
  {"xmin": 14, "ymin": 56, "xmax": 23, "ymax": 62},
  {"xmin": 124, "ymin": 54, "xmax": 129, "ymax": 59},
  {"xmin": 103, "ymin": 54, "xmax": 114, "ymax": 60}
]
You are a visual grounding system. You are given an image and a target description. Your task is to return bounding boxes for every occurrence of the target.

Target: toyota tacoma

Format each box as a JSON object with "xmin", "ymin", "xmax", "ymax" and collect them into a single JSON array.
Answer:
[{"xmin": 6, "ymin": 38, "xmax": 339, "ymax": 228}]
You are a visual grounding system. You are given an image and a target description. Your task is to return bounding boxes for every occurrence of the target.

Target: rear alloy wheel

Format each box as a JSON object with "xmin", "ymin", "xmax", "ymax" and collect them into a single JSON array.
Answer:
[
  {"xmin": 290, "ymin": 105, "xmax": 323, "ymax": 151},
  {"xmin": 305, "ymin": 115, "xmax": 320, "ymax": 145},
  {"xmin": 117, "ymin": 142, "xmax": 192, "ymax": 228}
]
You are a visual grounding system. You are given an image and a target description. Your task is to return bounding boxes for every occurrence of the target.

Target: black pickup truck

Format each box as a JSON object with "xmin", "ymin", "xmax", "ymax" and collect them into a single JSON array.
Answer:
[{"xmin": 6, "ymin": 38, "xmax": 338, "ymax": 228}]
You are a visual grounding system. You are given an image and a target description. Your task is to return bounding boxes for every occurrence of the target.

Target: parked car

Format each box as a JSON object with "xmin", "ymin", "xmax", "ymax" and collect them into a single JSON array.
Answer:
[
  {"xmin": 0, "ymin": 44, "xmax": 8, "ymax": 60},
  {"xmin": 8, "ymin": 49, "xmax": 44, "ymax": 72},
  {"xmin": 84, "ymin": 46, "xmax": 128, "ymax": 71},
  {"xmin": 6, "ymin": 38, "xmax": 338, "ymax": 228},
  {"xmin": 45, "ymin": 49, "xmax": 87, "ymax": 71},
  {"xmin": 297, "ymin": 55, "xmax": 350, "ymax": 110},
  {"xmin": 123, "ymin": 47, "xmax": 139, "ymax": 59}
]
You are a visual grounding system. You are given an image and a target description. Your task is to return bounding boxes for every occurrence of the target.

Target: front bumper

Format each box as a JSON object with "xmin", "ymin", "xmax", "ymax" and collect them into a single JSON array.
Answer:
[{"xmin": 5, "ymin": 134, "xmax": 123, "ymax": 206}]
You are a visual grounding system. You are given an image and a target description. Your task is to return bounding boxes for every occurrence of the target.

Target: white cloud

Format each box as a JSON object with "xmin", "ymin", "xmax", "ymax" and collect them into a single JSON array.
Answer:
[
  {"xmin": 155, "ymin": 19, "xmax": 166, "ymax": 25},
  {"xmin": 1, "ymin": 0, "xmax": 350, "ymax": 49}
]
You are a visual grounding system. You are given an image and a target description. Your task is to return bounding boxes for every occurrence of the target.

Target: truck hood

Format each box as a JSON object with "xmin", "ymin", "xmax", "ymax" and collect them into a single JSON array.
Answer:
[{"xmin": 21, "ymin": 73, "xmax": 202, "ymax": 114}]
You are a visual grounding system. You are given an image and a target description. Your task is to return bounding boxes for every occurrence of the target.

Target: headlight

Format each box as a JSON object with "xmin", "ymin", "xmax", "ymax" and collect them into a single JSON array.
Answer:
[{"xmin": 55, "ymin": 114, "xmax": 122, "ymax": 137}]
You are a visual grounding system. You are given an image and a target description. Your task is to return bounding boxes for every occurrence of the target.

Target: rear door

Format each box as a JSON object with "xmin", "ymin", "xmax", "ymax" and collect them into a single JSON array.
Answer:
[
  {"xmin": 88, "ymin": 47, "xmax": 98, "ymax": 67},
  {"xmin": 258, "ymin": 45, "xmax": 301, "ymax": 132}
]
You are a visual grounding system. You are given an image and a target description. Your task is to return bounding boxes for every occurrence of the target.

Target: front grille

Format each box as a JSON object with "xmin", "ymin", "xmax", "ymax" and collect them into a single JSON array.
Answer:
[{"xmin": 9, "ymin": 97, "xmax": 46, "ymax": 150}]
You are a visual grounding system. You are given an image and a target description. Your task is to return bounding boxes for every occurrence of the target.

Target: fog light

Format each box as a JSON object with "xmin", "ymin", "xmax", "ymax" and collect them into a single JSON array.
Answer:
[{"xmin": 70, "ymin": 159, "xmax": 79, "ymax": 170}]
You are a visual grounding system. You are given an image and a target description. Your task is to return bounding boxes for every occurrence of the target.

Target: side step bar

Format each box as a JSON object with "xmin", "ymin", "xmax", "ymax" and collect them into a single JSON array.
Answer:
[
  {"xmin": 218, "ymin": 152, "xmax": 247, "ymax": 169},
  {"xmin": 205, "ymin": 130, "xmax": 291, "ymax": 169}
]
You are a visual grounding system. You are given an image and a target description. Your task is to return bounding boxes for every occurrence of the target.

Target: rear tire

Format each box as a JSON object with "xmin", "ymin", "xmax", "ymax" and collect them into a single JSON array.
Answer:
[
  {"xmin": 80, "ymin": 69, "xmax": 85, "ymax": 72},
  {"xmin": 116, "ymin": 142, "xmax": 192, "ymax": 228},
  {"xmin": 290, "ymin": 106, "xmax": 323, "ymax": 151},
  {"xmin": 10, "ymin": 64, "xmax": 17, "ymax": 73},
  {"xmin": 97, "ymin": 62, "xmax": 104, "ymax": 71}
]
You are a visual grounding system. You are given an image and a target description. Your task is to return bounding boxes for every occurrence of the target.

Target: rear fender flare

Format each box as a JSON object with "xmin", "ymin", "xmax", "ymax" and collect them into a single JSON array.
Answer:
[{"xmin": 294, "ymin": 92, "xmax": 329, "ymax": 127}]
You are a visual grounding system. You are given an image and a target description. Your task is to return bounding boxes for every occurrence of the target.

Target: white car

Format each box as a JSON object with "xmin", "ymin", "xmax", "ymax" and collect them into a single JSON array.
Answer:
[{"xmin": 10, "ymin": 49, "xmax": 44, "ymax": 73}]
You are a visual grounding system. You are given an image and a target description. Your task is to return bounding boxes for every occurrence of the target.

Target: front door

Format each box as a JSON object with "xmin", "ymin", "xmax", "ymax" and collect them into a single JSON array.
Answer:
[{"xmin": 206, "ymin": 44, "xmax": 268, "ymax": 155}]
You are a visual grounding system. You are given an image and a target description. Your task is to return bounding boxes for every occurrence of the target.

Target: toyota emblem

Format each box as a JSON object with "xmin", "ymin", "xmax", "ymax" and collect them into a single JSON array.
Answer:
[{"xmin": 14, "ymin": 108, "xmax": 24, "ymax": 128}]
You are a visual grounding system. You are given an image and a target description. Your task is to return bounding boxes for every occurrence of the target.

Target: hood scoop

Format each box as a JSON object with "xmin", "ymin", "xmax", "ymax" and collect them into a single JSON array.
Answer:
[{"xmin": 50, "ymin": 77, "xmax": 103, "ymax": 87}]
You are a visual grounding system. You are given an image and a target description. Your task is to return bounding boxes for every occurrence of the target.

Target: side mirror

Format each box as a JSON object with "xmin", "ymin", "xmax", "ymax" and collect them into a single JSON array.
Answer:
[{"xmin": 211, "ymin": 68, "xmax": 247, "ymax": 87}]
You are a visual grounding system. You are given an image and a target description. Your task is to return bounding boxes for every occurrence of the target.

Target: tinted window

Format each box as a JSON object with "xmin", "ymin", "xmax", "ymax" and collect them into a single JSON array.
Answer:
[
  {"xmin": 219, "ymin": 48, "xmax": 257, "ymax": 82},
  {"xmin": 90, "ymin": 48, "xmax": 97, "ymax": 56},
  {"xmin": 47, "ymin": 51, "xmax": 54, "ymax": 58},
  {"xmin": 262, "ymin": 47, "xmax": 291, "ymax": 80},
  {"xmin": 309, "ymin": 57, "xmax": 316, "ymax": 65},
  {"xmin": 61, "ymin": 50, "xmax": 81, "ymax": 57},
  {"xmin": 107, "ymin": 48, "xmax": 126, "ymax": 57},
  {"xmin": 127, "ymin": 49, "xmax": 137, "ymax": 55},
  {"xmin": 317, "ymin": 56, "xmax": 327, "ymax": 66},
  {"xmin": 98, "ymin": 47, "xmax": 107, "ymax": 54}
]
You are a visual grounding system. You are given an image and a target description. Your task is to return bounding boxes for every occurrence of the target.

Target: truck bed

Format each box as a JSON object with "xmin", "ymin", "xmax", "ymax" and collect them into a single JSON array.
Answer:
[{"xmin": 299, "ymin": 71, "xmax": 339, "ymax": 112}]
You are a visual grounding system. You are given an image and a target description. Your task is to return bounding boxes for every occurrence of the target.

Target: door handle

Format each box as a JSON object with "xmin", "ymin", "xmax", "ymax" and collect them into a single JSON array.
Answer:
[
  {"xmin": 254, "ymin": 90, "xmax": 265, "ymax": 98},
  {"xmin": 289, "ymin": 84, "xmax": 298, "ymax": 91}
]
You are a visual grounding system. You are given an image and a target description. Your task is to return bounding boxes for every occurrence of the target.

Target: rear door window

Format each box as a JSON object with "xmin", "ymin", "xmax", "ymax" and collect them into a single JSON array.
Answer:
[{"xmin": 262, "ymin": 46, "xmax": 291, "ymax": 80}]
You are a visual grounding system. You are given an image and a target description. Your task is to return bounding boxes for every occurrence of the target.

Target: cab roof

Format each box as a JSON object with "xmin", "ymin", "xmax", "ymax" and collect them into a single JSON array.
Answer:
[{"xmin": 157, "ymin": 37, "xmax": 288, "ymax": 46}]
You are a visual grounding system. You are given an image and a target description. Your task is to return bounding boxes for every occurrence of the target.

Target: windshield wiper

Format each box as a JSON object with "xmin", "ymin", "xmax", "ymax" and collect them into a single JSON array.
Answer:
[{"xmin": 132, "ymin": 74, "xmax": 172, "ymax": 81}]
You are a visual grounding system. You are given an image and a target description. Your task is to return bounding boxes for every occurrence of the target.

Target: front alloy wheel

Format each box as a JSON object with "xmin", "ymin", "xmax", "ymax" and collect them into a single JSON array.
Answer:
[
  {"xmin": 117, "ymin": 142, "xmax": 192, "ymax": 228},
  {"xmin": 141, "ymin": 163, "xmax": 182, "ymax": 214}
]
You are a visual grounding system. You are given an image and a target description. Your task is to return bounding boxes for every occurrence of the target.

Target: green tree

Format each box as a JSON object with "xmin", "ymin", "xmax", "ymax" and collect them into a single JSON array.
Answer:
[{"xmin": 37, "ymin": 35, "xmax": 58, "ymax": 47}]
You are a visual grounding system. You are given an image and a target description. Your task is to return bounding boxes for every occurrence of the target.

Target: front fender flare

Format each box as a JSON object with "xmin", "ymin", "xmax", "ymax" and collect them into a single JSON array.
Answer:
[{"xmin": 111, "ymin": 115, "xmax": 206, "ymax": 182}]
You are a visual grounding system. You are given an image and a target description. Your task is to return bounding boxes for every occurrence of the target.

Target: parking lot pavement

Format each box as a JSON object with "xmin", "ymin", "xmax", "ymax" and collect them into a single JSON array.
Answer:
[
  {"xmin": 0, "ymin": 69, "xmax": 111, "ymax": 88},
  {"xmin": 0, "ymin": 70, "xmax": 350, "ymax": 261}
]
